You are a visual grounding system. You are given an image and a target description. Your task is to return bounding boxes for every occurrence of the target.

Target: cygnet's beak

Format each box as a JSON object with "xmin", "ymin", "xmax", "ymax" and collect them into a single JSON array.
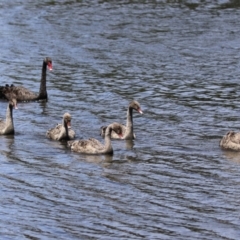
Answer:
[
  {"xmin": 67, "ymin": 121, "xmax": 71, "ymax": 129},
  {"xmin": 14, "ymin": 103, "xmax": 18, "ymax": 109},
  {"xmin": 138, "ymin": 108, "xmax": 143, "ymax": 114},
  {"xmin": 119, "ymin": 133, "xmax": 124, "ymax": 139}
]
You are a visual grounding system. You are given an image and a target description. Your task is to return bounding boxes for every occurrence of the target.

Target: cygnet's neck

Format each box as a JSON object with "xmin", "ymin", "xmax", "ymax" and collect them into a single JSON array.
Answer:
[
  {"xmin": 124, "ymin": 107, "xmax": 134, "ymax": 139},
  {"xmin": 4, "ymin": 104, "xmax": 14, "ymax": 134},
  {"xmin": 104, "ymin": 126, "xmax": 113, "ymax": 153},
  {"xmin": 57, "ymin": 118, "xmax": 69, "ymax": 140}
]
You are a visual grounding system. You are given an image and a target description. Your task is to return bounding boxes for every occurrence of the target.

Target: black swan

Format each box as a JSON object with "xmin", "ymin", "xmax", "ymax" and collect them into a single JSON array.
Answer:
[{"xmin": 0, "ymin": 57, "xmax": 52, "ymax": 102}]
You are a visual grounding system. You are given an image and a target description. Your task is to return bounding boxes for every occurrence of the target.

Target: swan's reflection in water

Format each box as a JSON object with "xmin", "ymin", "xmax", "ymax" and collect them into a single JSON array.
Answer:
[
  {"xmin": 222, "ymin": 150, "xmax": 240, "ymax": 164},
  {"xmin": 43, "ymin": 139, "xmax": 70, "ymax": 152},
  {"xmin": 125, "ymin": 139, "xmax": 134, "ymax": 150},
  {"xmin": 0, "ymin": 135, "xmax": 15, "ymax": 159},
  {"xmin": 73, "ymin": 153, "xmax": 113, "ymax": 167},
  {"xmin": 110, "ymin": 139, "xmax": 134, "ymax": 151},
  {"xmin": 39, "ymin": 100, "xmax": 47, "ymax": 114}
]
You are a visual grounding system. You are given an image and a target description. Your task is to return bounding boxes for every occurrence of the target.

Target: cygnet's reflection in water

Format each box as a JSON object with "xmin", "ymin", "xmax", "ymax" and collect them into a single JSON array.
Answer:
[
  {"xmin": 72, "ymin": 152, "xmax": 113, "ymax": 167},
  {"xmin": 110, "ymin": 139, "xmax": 134, "ymax": 151},
  {"xmin": 46, "ymin": 139, "xmax": 71, "ymax": 152},
  {"xmin": 125, "ymin": 139, "xmax": 134, "ymax": 150},
  {"xmin": 222, "ymin": 150, "xmax": 240, "ymax": 164},
  {"xmin": 0, "ymin": 135, "xmax": 15, "ymax": 159}
]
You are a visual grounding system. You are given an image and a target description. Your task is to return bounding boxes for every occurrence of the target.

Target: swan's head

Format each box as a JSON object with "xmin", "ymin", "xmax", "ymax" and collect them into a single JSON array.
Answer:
[
  {"xmin": 63, "ymin": 112, "xmax": 72, "ymax": 129},
  {"xmin": 44, "ymin": 57, "xmax": 53, "ymax": 71},
  {"xmin": 3, "ymin": 86, "xmax": 18, "ymax": 109},
  {"xmin": 110, "ymin": 123, "xmax": 124, "ymax": 139},
  {"xmin": 100, "ymin": 126, "xmax": 107, "ymax": 138},
  {"xmin": 129, "ymin": 100, "xmax": 143, "ymax": 114},
  {"xmin": 9, "ymin": 98, "xmax": 18, "ymax": 110},
  {"xmin": 2, "ymin": 85, "xmax": 17, "ymax": 102}
]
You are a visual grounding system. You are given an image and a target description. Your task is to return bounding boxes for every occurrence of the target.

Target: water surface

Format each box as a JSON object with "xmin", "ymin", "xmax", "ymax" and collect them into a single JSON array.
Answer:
[{"xmin": 1, "ymin": 0, "xmax": 240, "ymax": 239}]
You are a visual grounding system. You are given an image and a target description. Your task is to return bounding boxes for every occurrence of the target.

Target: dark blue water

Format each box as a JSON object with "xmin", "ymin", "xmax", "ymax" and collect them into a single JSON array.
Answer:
[{"xmin": 0, "ymin": 1, "xmax": 240, "ymax": 239}]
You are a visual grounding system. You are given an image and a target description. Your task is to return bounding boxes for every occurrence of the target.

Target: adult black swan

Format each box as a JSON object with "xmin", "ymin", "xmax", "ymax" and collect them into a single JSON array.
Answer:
[{"xmin": 0, "ymin": 57, "xmax": 52, "ymax": 102}]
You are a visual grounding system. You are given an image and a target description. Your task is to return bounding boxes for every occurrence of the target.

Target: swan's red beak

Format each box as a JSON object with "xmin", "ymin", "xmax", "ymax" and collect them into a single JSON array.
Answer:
[{"xmin": 47, "ymin": 62, "xmax": 53, "ymax": 71}]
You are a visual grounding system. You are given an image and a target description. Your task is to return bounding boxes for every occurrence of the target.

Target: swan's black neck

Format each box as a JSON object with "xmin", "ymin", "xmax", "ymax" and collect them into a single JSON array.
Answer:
[
  {"xmin": 63, "ymin": 119, "xmax": 70, "ymax": 140},
  {"xmin": 126, "ymin": 107, "xmax": 133, "ymax": 128},
  {"xmin": 38, "ymin": 60, "xmax": 48, "ymax": 100}
]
